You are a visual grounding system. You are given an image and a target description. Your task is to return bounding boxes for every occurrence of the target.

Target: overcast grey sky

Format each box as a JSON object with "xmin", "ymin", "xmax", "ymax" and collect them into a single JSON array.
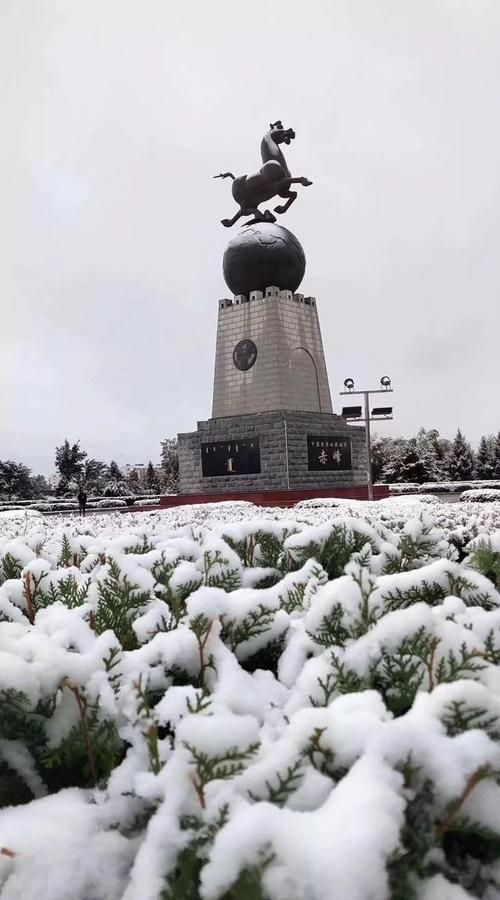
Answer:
[{"xmin": 1, "ymin": 0, "xmax": 499, "ymax": 474}]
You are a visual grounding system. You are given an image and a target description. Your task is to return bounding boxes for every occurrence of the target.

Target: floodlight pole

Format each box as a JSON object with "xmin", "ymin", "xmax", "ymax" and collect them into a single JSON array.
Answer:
[
  {"xmin": 364, "ymin": 391, "xmax": 372, "ymax": 500},
  {"xmin": 339, "ymin": 385, "xmax": 394, "ymax": 502}
]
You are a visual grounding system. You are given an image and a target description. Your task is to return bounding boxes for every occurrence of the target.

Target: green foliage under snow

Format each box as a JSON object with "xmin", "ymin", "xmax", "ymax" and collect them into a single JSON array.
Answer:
[{"xmin": 1, "ymin": 504, "xmax": 500, "ymax": 899}]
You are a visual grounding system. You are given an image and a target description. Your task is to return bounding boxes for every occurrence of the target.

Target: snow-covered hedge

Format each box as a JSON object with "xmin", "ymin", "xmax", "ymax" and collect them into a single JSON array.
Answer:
[
  {"xmin": 460, "ymin": 489, "xmax": 500, "ymax": 503},
  {"xmin": 2, "ymin": 504, "xmax": 500, "ymax": 898},
  {"xmin": 0, "ymin": 495, "xmax": 165, "ymax": 514},
  {"xmin": 0, "ymin": 500, "xmax": 37, "ymax": 509},
  {"xmin": 390, "ymin": 480, "xmax": 500, "ymax": 495},
  {"xmin": 0, "ymin": 509, "xmax": 43, "ymax": 538},
  {"xmin": 32, "ymin": 499, "xmax": 79, "ymax": 512},
  {"xmin": 30, "ymin": 499, "xmax": 138, "ymax": 513}
]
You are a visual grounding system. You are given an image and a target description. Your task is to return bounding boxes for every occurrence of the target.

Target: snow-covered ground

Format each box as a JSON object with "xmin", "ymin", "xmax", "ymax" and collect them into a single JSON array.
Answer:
[
  {"xmin": 2, "ymin": 494, "xmax": 500, "ymax": 552},
  {"xmin": 2, "ymin": 496, "xmax": 500, "ymax": 899}
]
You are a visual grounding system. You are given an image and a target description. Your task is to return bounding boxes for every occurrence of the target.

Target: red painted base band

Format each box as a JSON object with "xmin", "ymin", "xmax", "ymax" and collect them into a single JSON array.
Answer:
[{"xmin": 157, "ymin": 485, "xmax": 390, "ymax": 509}]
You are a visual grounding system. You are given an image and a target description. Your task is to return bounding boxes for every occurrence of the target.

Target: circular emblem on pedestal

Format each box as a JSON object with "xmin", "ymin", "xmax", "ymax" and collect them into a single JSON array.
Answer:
[{"xmin": 233, "ymin": 339, "xmax": 257, "ymax": 371}]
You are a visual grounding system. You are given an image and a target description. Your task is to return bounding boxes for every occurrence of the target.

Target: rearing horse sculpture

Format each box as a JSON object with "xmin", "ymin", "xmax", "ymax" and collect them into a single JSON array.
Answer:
[{"xmin": 214, "ymin": 121, "xmax": 312, "ymax": 228}]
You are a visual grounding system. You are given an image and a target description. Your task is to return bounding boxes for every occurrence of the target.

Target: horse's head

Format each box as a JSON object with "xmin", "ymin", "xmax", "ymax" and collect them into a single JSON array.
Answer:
[{"xmin": 269, "ymin": 121, "xmax": 295, "ymax": 146}]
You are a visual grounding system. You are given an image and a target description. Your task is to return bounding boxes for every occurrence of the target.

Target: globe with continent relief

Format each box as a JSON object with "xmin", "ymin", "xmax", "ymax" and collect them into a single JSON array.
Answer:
[{"xmin": 223, "ymin": 222, "xmax": 306, "ymax": 296}]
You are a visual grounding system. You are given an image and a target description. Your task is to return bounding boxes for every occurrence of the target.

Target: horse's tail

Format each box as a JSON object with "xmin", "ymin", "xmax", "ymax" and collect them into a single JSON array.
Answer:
[{"xmin": 214, "ymin": 172, "xmax": 235, "ymax": 180}]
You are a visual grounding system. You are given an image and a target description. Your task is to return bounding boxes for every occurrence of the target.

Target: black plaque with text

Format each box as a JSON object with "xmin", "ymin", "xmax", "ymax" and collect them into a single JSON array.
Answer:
[
  {"xmin": 201, "ymin": 438, "xmax": 261, "ymax": 477},
  {"xmin": 307, "ymin": 435, "xmax": 352, "ymax": 471}
]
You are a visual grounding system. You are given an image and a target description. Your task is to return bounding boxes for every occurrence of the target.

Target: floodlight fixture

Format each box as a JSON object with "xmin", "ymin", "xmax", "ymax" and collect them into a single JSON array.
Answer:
[
  {"xmin": 342, "ymin": 406, "xmax": 362, "ymax": 419},
  {"xmin": 340, "ymin": 375, "xmax": 395, "ymax": 501}
]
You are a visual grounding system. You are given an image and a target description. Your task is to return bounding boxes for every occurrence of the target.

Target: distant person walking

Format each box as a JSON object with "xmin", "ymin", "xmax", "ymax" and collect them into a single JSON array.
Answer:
[{"xmin": 77, "ymin": 486, "xmax": 87, "ymax": 517}]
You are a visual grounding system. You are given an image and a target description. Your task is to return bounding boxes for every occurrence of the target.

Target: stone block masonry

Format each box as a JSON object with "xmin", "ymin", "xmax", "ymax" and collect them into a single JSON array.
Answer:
[
  {"xmin": 178, "ymin": 409, "xmax": 367, "ymax": 494},
  {"xmin": 212, "ymin": 289, "xmax": 333, "ymax": 418}
]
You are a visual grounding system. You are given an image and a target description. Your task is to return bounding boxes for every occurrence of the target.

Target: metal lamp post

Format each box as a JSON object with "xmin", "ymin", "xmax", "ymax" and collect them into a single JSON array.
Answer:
[{"xmin": 340, "ymin": 376, "xmax": 394, "ymax": 501}]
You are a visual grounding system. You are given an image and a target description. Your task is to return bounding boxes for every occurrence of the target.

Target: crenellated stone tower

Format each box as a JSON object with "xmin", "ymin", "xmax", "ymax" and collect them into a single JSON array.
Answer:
[{"xmin": 212, "ymin": 288, "xmax": 333, "ymax": 418}]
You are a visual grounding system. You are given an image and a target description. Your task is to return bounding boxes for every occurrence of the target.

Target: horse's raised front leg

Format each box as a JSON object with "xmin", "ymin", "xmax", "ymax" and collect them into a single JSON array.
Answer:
[
  {"xmin": 289, "ymin": 176, "xmax": 313, "ymax": 187},
  {"xmin": 274, "ymin": 190, "xmax": 297, "ymax": 214},
  {"xmin": 274, "ymin": 175, "xmax": 313, "ymax": 214}
]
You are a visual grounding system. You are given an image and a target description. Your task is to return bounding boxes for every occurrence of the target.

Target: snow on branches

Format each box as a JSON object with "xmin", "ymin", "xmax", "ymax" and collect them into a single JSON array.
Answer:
[{"xmin": 1, "ymin": 501, "xmax": 500, "ymax": 898}]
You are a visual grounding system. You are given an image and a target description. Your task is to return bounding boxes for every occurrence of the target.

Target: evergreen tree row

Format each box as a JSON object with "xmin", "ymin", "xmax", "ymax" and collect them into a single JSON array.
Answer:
[
  {"xmin": 373, "ymin": 427, "xmax": 500, "ymax": 484},
  {"xmin": 53, "ymin": 438, "xmax": 179, "ymax": 497},
  {"xmin": 0, "ymin": 461, "xmax": 50, "ymax": 501},
  {"xmin": 4, "ymin": 428, "xmax": 497, "ymax": 500},
  {"xmin": 0, "ymin": 439, "xmax": 180, "ymax": 502}
]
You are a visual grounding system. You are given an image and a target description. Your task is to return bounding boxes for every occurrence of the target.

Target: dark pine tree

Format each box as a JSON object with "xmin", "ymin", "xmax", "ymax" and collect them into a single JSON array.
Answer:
[
  {"xmin": 381, "ymin": 436, "xmax": 440, "ymax": 484},
  {"xmin": 102, "ymin": 460, "xmax": 129, "ymax": 497},
  {"xmin": 31, "ymin": 474, "xmax": 50, "ymax": 497},
  {"xmin": 371, "ymin": 437, "xmax": 387, "ymax": 484},
  {"xmin": 0, "ymin": 461, "xmax": 34, "ymax": 500},
  {"xmin": 145, "ymin": 461, "xmax": 160, "ymax": 494},
  {"xmin": 160, "ymin": 438, "xmax": 180, "ymax": 493},
  {"xmin": 108, "ymin": 461, "xmax": 123, "ymax": 480},
  {"xmin": 475, "ymin": 435, "xmax": 495, "ymax": 480},
  {"xmin": 391, "ymin": 439, "xmax": 433, "ymax": 484},
  {"xmin": 126, "ymin": 468, "xmax": 141, "ymax": 494},
  {"xmin": 82, "ymin": 459, "xmax": 107, "ymax": 494},
  {"xmin": 492, "ymin": 432, "xmax": 500, "ymax": 480},
  {"xmin": 380, "ymin": 441, "xmax": 407, "ymax": 484},
  {"xmin": 433, "ymin": 435, "xmax": 453, "ymax": 480},
  {"xmin": 448, "ymin": 429, "xmax": 475, "ymax": 481},
  {"xmin": 416, "ymin": 428, "xmax": 452, "ymax": 481},
  {"xmin": 54, "ymin": 440, "xmax": 87, "ymax": 494}
]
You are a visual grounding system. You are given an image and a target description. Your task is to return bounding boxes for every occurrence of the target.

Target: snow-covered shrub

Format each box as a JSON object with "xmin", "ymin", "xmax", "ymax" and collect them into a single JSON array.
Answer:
[
  {"xmin": 94, "ymin": 498, "xmax": 127, "ymax": 508},
  {"xmin": 3, "ymin": 505, "xmax": 500, "ymax": 897},
  {"xmin": 466, "ymin": 532, "xmax": 500, "ymax": 590},
  {"xmin": 32, "ymin": 499, "xmax": 79, "ymax": 513},
  {"xmin": 0, "ymin": 509, "xmax": 44, "ymax": 542},
  {"xmin": 0, "ymin": 500, "xmax": 38, "ymax": 509},
  {"xmin": 460, "ymin": 488, "xmax": 500, "ymax": 503},
  {"xmin": 388, "ymin": 482, "xmax": 421, "ymax": 494},
  {"xmin": 390, "ymin": 480, "xmax": 500, "ymax": 496}
]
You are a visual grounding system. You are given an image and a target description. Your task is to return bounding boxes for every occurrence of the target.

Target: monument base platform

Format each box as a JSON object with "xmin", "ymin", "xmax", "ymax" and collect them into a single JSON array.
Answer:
[
  {"xmin": 178, "ymin": 410, "xmax": 367, "ymax": 494},
  {"xmin": 157, "ymin": 485, "xmax": 388, "ymax": 509}
]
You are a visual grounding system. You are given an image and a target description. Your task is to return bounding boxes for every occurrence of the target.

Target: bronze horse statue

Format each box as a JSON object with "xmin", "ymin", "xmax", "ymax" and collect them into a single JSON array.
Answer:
[{"xmin": 214, "ymin": 121, "xmax": 312, "ymax": 228}]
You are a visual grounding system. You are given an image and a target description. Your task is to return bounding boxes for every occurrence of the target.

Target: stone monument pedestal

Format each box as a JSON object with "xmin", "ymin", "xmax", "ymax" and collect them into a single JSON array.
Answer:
[
  {"xmin": 178, "ymin": 219, "xmax": 368, "ymax": 497},
  {"xmin": 178, "ymin": 409, "xmax": 366, "ymax": 494}
]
